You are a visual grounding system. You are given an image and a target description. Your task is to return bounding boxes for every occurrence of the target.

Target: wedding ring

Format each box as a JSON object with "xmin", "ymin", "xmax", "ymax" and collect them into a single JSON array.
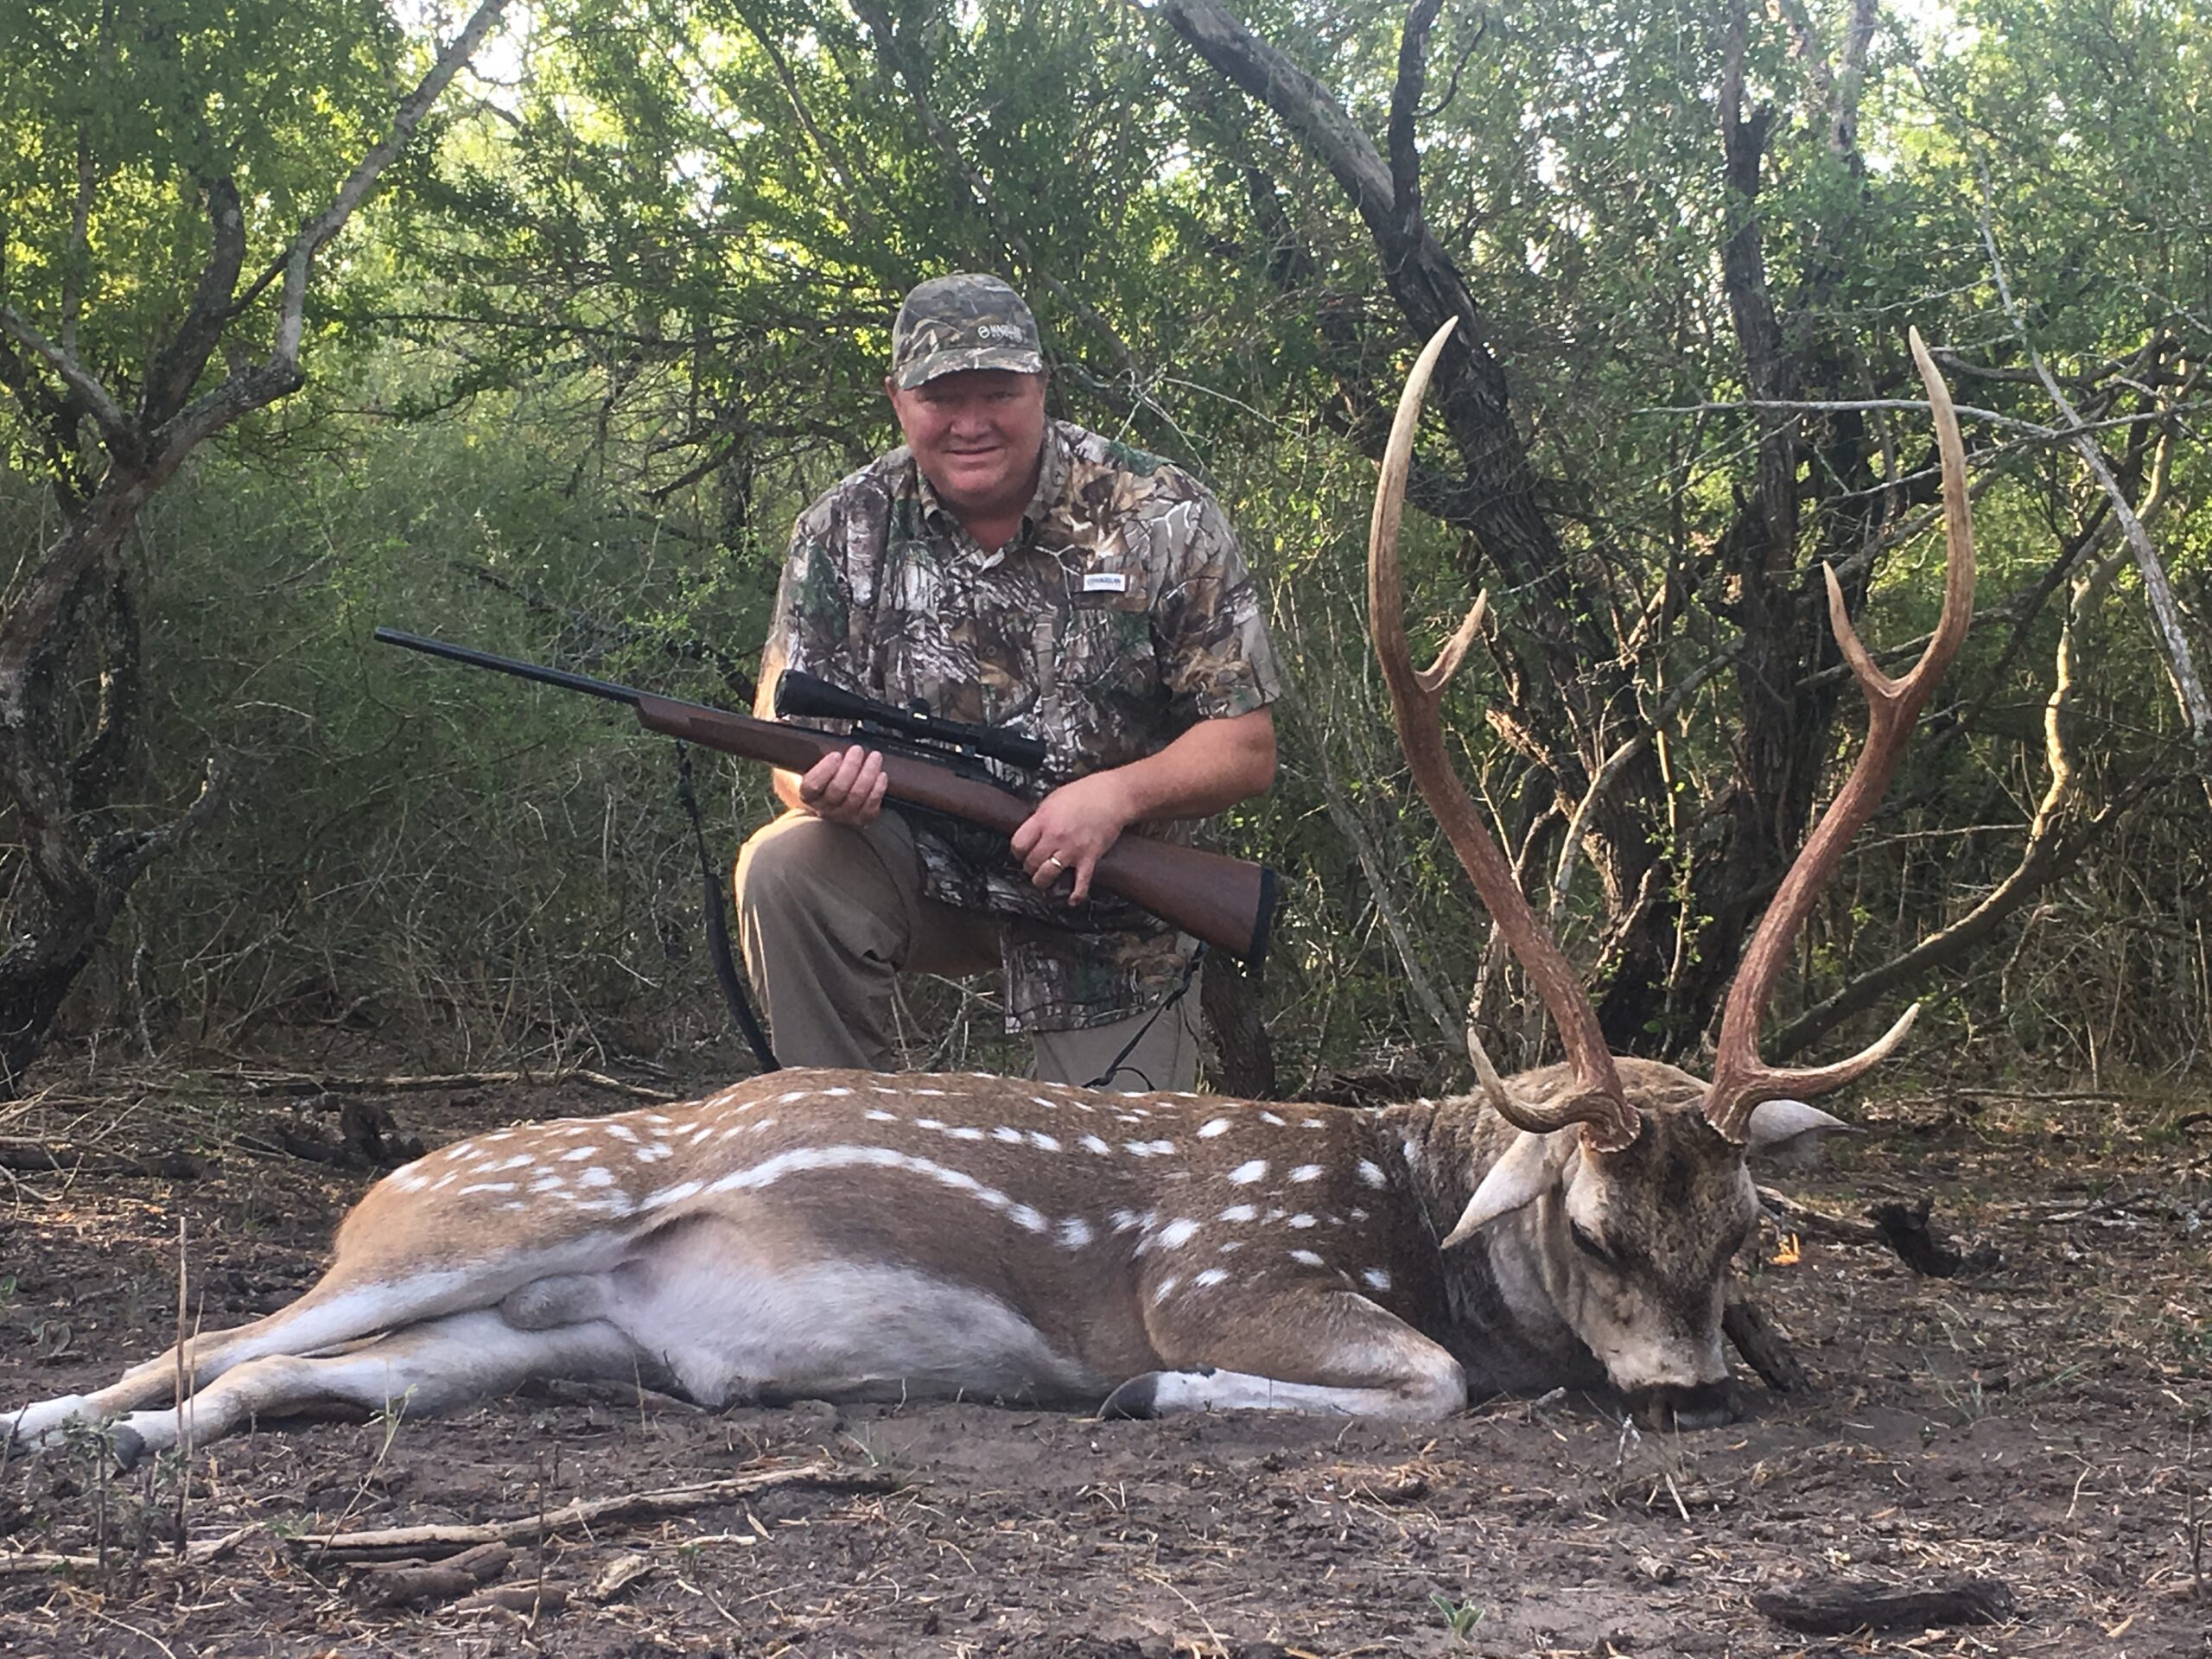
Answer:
[{"xmin": 1041, "ymin": 855, "xmax": 1065, "ymax": 872}]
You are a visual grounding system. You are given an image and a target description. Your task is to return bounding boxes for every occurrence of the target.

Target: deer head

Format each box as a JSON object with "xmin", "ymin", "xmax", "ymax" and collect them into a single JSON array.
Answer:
[{"xmin": 1369, "ymin": 318, "xmax": 1974, "ymax": 1426}]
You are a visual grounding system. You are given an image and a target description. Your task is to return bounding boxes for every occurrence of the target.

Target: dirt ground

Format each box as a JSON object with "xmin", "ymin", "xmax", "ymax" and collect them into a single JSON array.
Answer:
[{"xmin": 2, "ymin": 1056, "xmax": 2208, "ymax": 1657}]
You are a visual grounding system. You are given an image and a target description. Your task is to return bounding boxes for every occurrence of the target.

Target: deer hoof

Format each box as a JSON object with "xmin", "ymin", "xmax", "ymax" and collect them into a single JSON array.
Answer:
[
  {"xmin": 1098, "ymin": 1374, "xmax": 1160, "ymax": 1419},
  {"xmin": 109, "ymin": 1425, "xmax": 149, "ymax": 1471}
]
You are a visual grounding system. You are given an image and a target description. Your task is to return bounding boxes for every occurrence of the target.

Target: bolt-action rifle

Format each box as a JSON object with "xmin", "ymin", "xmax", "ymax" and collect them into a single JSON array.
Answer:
[{"xmin": 374, "ymin": 628, "xmax": 1276, "ymax": 969}]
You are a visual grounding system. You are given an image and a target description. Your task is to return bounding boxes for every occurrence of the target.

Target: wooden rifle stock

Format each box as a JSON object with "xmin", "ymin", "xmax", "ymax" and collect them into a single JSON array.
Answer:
[{"xmin": 634, "ymin": 696, "xmax": 1276, "ymax": 969}]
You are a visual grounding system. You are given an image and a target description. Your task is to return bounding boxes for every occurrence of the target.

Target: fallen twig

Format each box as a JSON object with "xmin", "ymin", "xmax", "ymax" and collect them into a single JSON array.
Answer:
[
  {"xmin": 1755, "ymin": 1573, "xmax": 2015, "ymax": 1634},
  {"xmin": 0, "ymin": 1142, "xmax": 207, "ymax": 1179},
  {"xmin": 293, "ymin": 1459, "xmax": 897, "ymax": 1561},
  {"xmin": 1757, "ymin": 1186, "xmax": 1884, "ymax": 1245},
  {"xmin": 237, "ymin": 1067, "xmax": 679, "ymax": 1103}
]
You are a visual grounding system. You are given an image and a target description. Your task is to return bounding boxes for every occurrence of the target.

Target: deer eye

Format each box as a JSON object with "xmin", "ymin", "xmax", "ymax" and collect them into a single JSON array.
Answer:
[{"xmin": 1567, "ymin": 1220, "xmax": 1614, "ymax": 1264}]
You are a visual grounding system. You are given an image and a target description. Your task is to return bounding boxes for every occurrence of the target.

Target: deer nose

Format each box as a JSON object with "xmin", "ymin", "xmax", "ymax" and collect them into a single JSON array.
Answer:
[{"xmin": 1624, "ymin": 1380, "xmax": 1738, "ymax": 1432}]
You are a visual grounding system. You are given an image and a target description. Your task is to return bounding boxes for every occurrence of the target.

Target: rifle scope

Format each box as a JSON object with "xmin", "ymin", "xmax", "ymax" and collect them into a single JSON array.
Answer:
[{"xmin": 774, "ymin": 671, "xmax": 1049, "ymax": 773}]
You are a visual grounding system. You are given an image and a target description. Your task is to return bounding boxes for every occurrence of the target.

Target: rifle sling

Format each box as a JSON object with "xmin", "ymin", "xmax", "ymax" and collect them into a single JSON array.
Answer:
[{"xmin": 672, "ymin": 741, "xmax": 779, "ymax": 1073}]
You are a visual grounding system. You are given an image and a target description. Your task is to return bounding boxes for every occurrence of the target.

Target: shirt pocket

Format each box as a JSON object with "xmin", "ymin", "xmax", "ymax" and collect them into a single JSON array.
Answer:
[{"xmin": 1057, "ymin": 577, "xmax": 1157, "ymax": 703}]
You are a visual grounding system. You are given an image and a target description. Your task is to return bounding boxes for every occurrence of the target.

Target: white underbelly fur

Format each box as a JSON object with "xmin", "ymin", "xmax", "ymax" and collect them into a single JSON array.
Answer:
[{"xmin": 598, "ymin": 1257, "xmax": 1105, "ymax": 1406}]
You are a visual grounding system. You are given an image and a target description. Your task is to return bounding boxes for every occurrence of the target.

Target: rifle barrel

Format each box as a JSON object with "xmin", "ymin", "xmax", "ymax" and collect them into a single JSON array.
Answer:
[{"xmin": 373, "ymin": 627, "xmax": 652, "ymax": 708}]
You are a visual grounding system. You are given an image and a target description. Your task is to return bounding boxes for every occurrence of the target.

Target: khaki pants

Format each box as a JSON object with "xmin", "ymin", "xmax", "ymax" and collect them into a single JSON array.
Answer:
[{"xmin": 732, "ymin": 810, "xmax": 1199, "ymax": 1090}]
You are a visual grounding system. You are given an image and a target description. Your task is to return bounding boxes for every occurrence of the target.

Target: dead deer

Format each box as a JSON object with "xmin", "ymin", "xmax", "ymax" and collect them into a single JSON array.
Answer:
[{"xmin": 4, "ymin": 327, "xmax": 1974, "ymax": 1465}]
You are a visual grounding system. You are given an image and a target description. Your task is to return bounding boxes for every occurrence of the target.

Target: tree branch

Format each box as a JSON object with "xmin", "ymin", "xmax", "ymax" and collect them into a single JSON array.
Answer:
[{"xmin": 1979, "ymin": 188, "xmax": 2212, "ymax": 755}]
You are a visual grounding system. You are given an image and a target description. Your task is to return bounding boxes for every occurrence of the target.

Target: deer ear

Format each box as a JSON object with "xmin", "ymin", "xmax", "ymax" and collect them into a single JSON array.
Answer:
[
  {"xmin": 1741, "ymin": 1097, "xmax": 1855, "ymax": 1172},
  {"xmin": 1443, "ymin": 1130, "xmax": 1571, "ymax": 1247}
]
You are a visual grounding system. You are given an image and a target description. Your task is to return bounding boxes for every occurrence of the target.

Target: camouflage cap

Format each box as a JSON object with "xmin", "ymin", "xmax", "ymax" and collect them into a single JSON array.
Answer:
[{"xmin": 889, "ymin": 274, "xmax": 1046, "ymax": 389}]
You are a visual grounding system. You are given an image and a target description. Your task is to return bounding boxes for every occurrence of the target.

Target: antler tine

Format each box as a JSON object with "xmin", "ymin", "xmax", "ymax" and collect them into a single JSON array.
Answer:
[
  {"xmin": 1370, "ymin": 319, "xmax": 1637, "ymax": 1152},
  {"xmin": 1705, "ymin": 327, "xmax": 1978, "ymax": 1141}
]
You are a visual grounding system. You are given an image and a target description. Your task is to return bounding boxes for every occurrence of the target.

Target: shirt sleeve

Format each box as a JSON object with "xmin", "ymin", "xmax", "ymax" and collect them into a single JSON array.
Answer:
[
  {"xmin": 1147, "ymin": 484, "xmax": 1285, "ymax": 723},
  {"xmin": 755, "ymin": 497, "xmax": 855, "ymax": 721}
]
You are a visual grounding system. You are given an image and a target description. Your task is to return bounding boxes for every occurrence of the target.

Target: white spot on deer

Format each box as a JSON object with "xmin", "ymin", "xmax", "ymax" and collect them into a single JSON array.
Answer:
[
  {"xmin": 865, "ymin": 1109, "xmax": 897, "ymax": 1122},
  {"xmin": 1227, "ymin": 1160, "xmax": 1268, "ymax": 1185},
  {"xmin": 912, "ymin": 1088, "xmax": 946, "ymax": 1097},
  {"xmin": 1152, "ymin": 1276, "xmax": 1180, "ymax": 1304},
  {"xmin": 1158, "ymin": 1217, "xmax": 1201, "ymax": 1250},
  {"xmin": 1289, "ymin": 1164, "xmax": 1324, "ymax": 1184},
  {"xmin": 823, "ymin": 1086, "xmax": 852, "ymax": 1096},
  {"xmin": 1400, "ymin": 1138, "xmax": 1425, "ymax": 1172},
  {"xmin": 1032, "ymin": 1096, "xmax": 1058, "ymax": 1109},
  {"xmin": 429, "ymin": 1172, "xmax": 457, "ymax": 1192},
  {"xmin": 459, "ymin": 1182, "xmax": 518, "ymax": 1196},
  {"xmin": 643, "ymin": 1114, "xmax": 672, "ymax": 1125},
  {"xmin": 1357, "ymin": 1160, "xmax": 1388, "ymax": 1189},
  {"xmin": 642, "ymin": 1179, "xmax": 704, "ymax": 1211},
  {"xmin": 869, "ymin": 1085, "xmax": 899, "ymax": 1095},
  {"xmin": 1218, "ymin": 1204, "xmax": 1258, "ymax": 1224},
  {"xmin": 391, "ymin": 1173, "xmax": 429, "ymax": 1193},
  {"xmin": 442, "ymin": 1143, "xmax": 474, "ymax": 1160},
  {"xmin": 503, "ymin": 1201, "xmax": 526, "ymax": 1211},
  {"xmin": 578, "ymin": 1167, "xmax": 614, "ymax": 1189},
  {"xmin": 1289, "ymin": 1249, "xmax": 1325, "ymax": 1268},
  {"xmin": 948, "ymin": 1127, "xmax": 986, "ymax": 1141},
  {"xmin": 1198, "ymin": 1118, "xmax": 1232, "ymax": 1139},
  {"xmin": 638, "ymin": 1144, "xmax": 675, "ymax": 1163},
  {"xmin": 1192, "ymin": 1268, "xmax": 1227, "ymax": 1288},
  {"xmin": 750, "ymin": 1118, "xmax": 776, "ymax": 1134},
  {"xmin": 1109, "ymin": 1208, "xmax": 1152, "ymax": 1236},
  {"xmin": 1350, "ymin": 1206, "xmax": 1370, "ymax": 1222},
  {"xmin": 1008, "ymin": 1203, "xmax": 1048, "ymax": 1234},
  {"xmin": 916, "ymin": 1116, "xmax": 945, "ymax": 1131},
  {"xmin": 483, "ymin": 1131, "xmax": 515, "ymax": 1142},
  {"xmin": 1362, "ymin": 1268, "xmax": 1392, "ymax": 1292},
  {"xmin": 1125, "ymin": 1139, "xmax": 1176, "ymax": 1158},
  {"xmin": 490, "ymin": 1154, "xmax": 536, "ymax": 1172},
  {"xmin": 1301, "ymin": 1117, "xmax": 1325, "ymax": 1129},
  {"xmin": 775, "ymin": 1090, "xmax": 811, "ymax": 1105},
  {"xmin": 1288, "ymin": 1213, "xmax": 1318, "ymax": 1230},
  {"xmin": 689, "ymin": 1125, "xmax": 715, "ymax": 1145},
  {"xmin": 607, "ymin": 1124, "xmax": 639, "ymax": 1143},
  {"xmin": 992, "ymin": 1126, "xmax": 1024, "ymax": 1144},
  {"xmin": 558, "ymin": 1147, "xmax": 597, "ymax": 1162},
  {"xmin": 529, "ymin": 1174, "xmax": 565, "ymax": 1193},
  {"xmin": 1057, "ymin": 1217, "xmax": 1095, "ymax": 1250},
  {"xmin": 1081, "ymin": 1135, "xmax": 1113, "ymax": 1155},
  {"xmin": 1217, "ymin": 1239, "xmax": 1246, "ymax": 1254},
  {"xmin": 1027, "ymin": 1131, "xmax": 1061, "ymax": 1152}
]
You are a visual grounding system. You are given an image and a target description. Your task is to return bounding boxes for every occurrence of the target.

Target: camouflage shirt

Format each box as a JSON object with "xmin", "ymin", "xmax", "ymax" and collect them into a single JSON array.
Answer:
[{"xmin": 758, "ymin": 419, "xmax": 1282, "ymax": 1031}]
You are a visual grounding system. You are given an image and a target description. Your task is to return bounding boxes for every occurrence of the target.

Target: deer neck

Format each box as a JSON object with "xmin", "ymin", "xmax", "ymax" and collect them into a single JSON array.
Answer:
[{"xmin": 1378, "ymin": 1095, "xmax": 1605, "ymax": 1394}]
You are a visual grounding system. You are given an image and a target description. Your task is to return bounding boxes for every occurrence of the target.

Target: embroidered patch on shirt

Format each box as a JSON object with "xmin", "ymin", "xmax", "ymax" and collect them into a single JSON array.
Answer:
[{"xmin": 1081, "ymin": 571, "xmax": 1129, "ymax": 594}]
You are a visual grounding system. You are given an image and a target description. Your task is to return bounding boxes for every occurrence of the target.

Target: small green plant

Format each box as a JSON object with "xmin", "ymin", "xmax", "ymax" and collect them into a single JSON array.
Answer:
[{"xmin": 1431, "ymin": 1592, "xmax": 1486, "ymax": 1643}]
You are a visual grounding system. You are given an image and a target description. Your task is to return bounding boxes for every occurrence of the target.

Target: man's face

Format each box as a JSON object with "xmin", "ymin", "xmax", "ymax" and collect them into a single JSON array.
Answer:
[{"xmin": 885, "ymin": 368, "xmax": 1049, "ymax": 526}]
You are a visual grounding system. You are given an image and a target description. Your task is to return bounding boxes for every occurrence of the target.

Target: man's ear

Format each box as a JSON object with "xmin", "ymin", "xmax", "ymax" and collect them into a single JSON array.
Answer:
[
  {"xmin": 1742, "ymin": 1097, "xmax": 1856, "ymax": 1173},
  {"xmin": 1443, "ymin": 1130, "xmax": 1571, "ymax": 1247}
]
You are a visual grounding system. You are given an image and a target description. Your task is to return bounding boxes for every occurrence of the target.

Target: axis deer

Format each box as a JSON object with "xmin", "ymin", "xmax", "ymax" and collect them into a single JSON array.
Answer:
[{"xmin": 4, "ymin": 327, "xmax": 1974, "ymax": 1465}]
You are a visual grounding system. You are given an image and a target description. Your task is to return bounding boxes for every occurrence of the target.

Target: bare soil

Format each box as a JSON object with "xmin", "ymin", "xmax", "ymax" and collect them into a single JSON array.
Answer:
[{"xmin": 2, "ymin": 1058, "xmax": 2208, "ymax": 1657}]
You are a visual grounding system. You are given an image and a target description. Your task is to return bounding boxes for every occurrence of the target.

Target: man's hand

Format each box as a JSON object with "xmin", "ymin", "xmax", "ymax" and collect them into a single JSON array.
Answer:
[
  {"xmin": 792, "ymin": 745, "xmax": 888, "ymax": 826},
  {"xmin": 1010, "ymin": 771, "xmax": 1139, "ymax": 905}
]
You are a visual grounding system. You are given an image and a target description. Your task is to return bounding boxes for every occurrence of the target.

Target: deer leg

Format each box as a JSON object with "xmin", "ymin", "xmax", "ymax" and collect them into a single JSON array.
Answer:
[
  {"xmin": 98, "ymin": 1308, "xmax": 637, "ymax": 1469},
  {"xmin": 1101, "ymin": 1283, "xmax": 1466, "ymax": 1421},
  {"xmin": 7, "ymin": 1263, "xmax": 604, "ymax": 1448}
]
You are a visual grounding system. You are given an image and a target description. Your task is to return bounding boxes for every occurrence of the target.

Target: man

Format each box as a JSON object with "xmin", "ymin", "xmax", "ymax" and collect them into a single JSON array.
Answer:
[{"xmin": 735, "ymin": 274, "xmax": 1280, "ymax": 1090}]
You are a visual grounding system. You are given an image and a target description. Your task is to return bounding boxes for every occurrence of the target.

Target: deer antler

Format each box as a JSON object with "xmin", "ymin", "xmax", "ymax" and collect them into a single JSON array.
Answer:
[
  {"xmin": 1370, "ymin": 319, "xmax": 1638, "ymax": 1152},
  {"xmin": 1704, "ymin": 328, "xmax": 1978, "ymax": 1141}
]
